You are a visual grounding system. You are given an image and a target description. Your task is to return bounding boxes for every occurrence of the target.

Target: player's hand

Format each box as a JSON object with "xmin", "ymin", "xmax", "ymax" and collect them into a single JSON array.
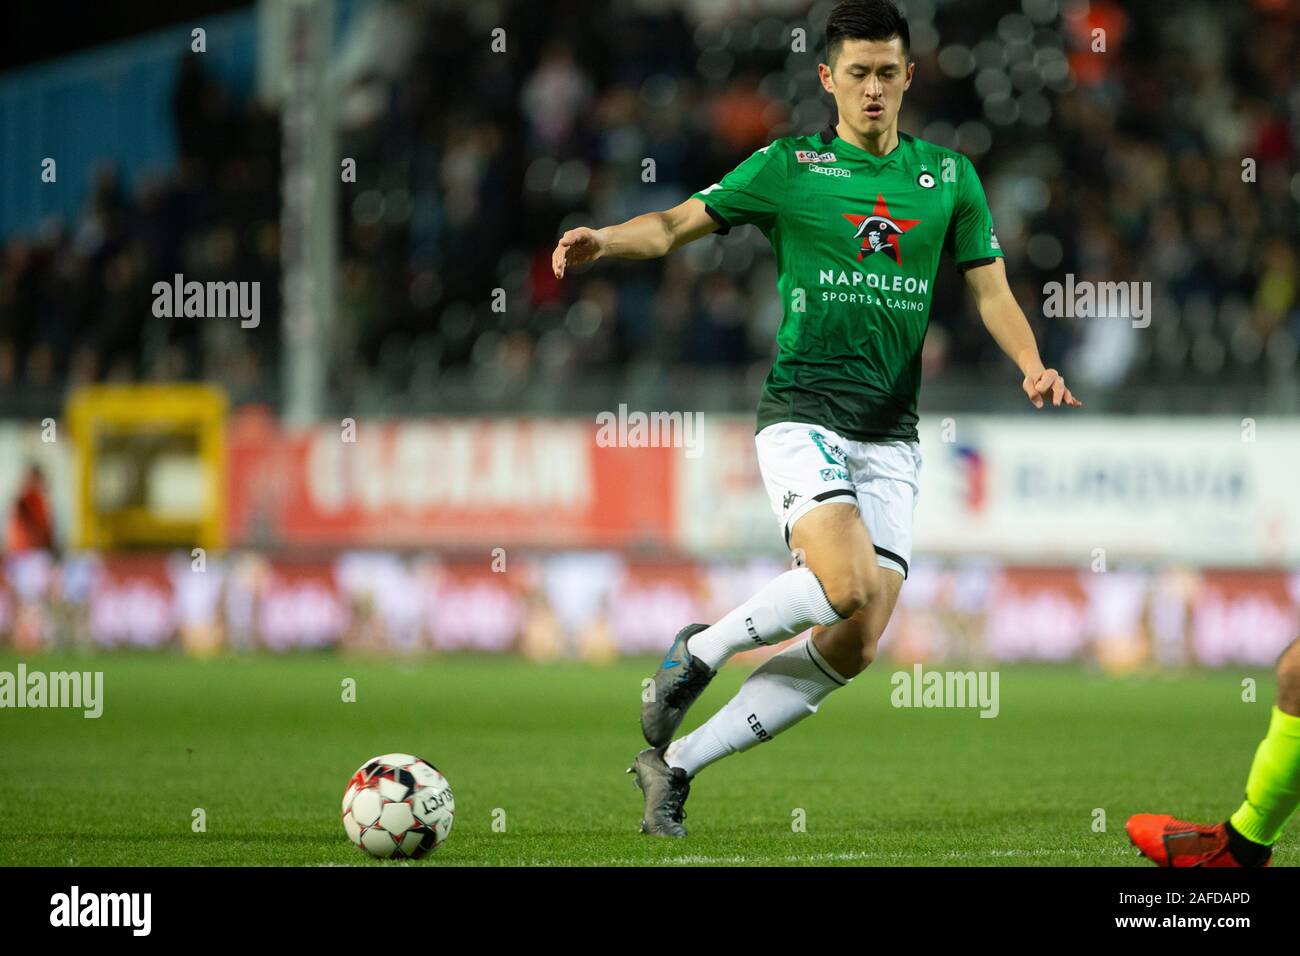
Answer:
[
  {"xmin": 1022, "ymin": 368, "xmax": 1082, "ymax": 408},
  {"xmin": 552, "ymin": 227, "xmax": 606, "ymax": 279}
]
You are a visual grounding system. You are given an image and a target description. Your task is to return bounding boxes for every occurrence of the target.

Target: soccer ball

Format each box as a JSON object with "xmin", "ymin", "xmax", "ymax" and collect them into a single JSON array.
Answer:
[{"xmin": 341, "ymin": 753, "xmax": 455, "ymax": 859}]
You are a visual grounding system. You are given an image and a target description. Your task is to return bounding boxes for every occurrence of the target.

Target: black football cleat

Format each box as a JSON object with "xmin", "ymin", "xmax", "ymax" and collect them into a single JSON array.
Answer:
[
  {"xmin": 627, "ymin": 746, "xmax": 691, "ymax": 837},
  {"xmin": 640, "ymin": 623, "xmax": 715, "ymax": 747}
]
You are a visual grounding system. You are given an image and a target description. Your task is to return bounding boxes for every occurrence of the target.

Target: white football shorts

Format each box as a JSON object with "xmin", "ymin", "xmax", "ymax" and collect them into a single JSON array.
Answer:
[{"xmin": 754, "ymin": 420, "xmax": 922, "ymax": 579}]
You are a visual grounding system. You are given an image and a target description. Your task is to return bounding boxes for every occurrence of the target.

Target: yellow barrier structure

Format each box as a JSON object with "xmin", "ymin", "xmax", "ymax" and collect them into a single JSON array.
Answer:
[{"xmin": 66, "ymin": 384, "xmax": 227, "ymax": 550}]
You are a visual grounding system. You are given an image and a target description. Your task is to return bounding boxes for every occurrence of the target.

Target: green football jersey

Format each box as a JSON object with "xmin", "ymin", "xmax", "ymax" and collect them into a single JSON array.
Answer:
[{"xmin": 692, "ymin": 124, "xmax": 1003, "ymax": 442}]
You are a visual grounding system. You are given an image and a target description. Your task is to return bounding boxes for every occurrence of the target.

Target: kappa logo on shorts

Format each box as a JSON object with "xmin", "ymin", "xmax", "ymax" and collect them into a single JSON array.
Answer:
[{"xmin": 782, "ymin": 490, "xmax": 799, "ymax": 511}]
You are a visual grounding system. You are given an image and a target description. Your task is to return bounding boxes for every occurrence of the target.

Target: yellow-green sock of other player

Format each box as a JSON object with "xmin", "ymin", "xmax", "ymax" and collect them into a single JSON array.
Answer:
[{"xmin": 1229, "ymin": 706, "xmax": 1300, "ymax": 846}]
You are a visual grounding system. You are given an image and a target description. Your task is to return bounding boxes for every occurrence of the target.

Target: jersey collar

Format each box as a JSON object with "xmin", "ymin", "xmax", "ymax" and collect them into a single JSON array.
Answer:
[{"xmin": 820, "ymin": 123, "xmax": 908, "ymax": 167}]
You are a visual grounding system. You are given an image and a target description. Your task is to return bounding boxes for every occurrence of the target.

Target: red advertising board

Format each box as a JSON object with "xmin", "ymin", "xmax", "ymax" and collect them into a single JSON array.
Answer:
[{"xmin": 225, "ymin": 408, "xmax": 675, "ymax": 549}]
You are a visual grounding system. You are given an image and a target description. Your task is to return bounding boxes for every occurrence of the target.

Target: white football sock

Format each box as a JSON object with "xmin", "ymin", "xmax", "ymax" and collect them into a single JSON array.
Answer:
[
  {"xmin": 688, "ymin": 567, "xmax": 843, "ymax": 671},
  {"xmin": 664, "ymin": 636, "xmax": 850, "ymax": 777}
]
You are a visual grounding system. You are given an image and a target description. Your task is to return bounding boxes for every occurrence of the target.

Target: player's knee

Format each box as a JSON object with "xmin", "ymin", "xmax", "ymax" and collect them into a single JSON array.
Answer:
[
  {"xmin": 1276, "ymin": 637, "xmax": 1300, "ymax": 709},
  {"xmin": 819, "ymin": 573, "xmax": 865, "ymax": 618},
  {"xmin": 817, "ymin": 559, "xmax": 880, "ymax": 619}
]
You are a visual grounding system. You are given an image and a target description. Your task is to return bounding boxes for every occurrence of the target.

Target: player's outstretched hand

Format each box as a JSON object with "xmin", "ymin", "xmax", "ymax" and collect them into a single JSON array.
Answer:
[
  {"xmin": 552, "ymin": 227, "xmax": 605, "ymax": 279},
  {"xmin": 1023, "ymin": 368, "xmax": 1082, "ymax": 409}
]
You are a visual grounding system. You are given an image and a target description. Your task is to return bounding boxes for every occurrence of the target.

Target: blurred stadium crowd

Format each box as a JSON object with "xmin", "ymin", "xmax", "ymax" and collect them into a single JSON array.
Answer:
[
  {"xmin": 4, "ymin": 547, "xmax": 1297, "ymax": 670},
  {"xmin": 0, "ymin": 0, "xmax": 1297, "ymax": 416}
]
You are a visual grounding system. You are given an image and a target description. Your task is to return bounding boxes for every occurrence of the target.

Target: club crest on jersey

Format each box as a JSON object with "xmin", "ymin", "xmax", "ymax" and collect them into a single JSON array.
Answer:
[
  {"xmin": 917, "ymin": 170, "xmax": 936, "ymax": 188},
  {"xmin": 842, "ymin": 194, "xmax": 921, "ymax": 264},
  {"xmin": 796, "ymin": 150, "xmax": 837, "ymax": 163}
]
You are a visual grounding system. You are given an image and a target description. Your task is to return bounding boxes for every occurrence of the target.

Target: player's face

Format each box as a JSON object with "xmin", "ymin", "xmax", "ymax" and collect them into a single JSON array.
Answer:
[{"xmin": 820, "ymin": 38, "xmax": 913, "ymax": 139}]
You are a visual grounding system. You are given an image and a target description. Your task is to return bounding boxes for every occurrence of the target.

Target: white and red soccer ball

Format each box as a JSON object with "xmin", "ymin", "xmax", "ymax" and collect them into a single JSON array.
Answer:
[{"xmin": 341, "ymin": 753, "xmax": 455, "ymax": 859}]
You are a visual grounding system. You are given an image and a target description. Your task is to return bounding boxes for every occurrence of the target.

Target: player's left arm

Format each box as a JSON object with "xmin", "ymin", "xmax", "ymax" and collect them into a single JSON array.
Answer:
[
  {"xmin": 948, "ymin": 153, "xmax": 1079, "ymax": 409},
  {"xmin": 964, "ymin": 258, "xmax": 1081, "ymax": 409}
]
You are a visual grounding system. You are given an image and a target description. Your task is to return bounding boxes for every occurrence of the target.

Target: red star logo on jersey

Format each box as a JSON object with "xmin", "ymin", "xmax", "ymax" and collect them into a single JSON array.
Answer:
[{"xmin": 842, "ymin": 194, "xmax": 921, "ymax": 264}]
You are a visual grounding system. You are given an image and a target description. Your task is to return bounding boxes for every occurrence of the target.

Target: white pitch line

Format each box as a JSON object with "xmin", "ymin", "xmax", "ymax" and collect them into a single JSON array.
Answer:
[
  {"xmin": 436, "ymin": 845, "xmax": 1140, "ymax": 867},
  {"xmin": 314, "ymin": 844, "xmax": 1141, "ymax": 867}
]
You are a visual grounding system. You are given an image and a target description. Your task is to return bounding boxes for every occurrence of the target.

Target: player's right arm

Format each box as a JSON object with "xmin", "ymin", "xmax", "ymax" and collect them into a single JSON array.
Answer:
[{"xmin": 551, "ymin": 198, "xmax": 719, "ymax": 279}]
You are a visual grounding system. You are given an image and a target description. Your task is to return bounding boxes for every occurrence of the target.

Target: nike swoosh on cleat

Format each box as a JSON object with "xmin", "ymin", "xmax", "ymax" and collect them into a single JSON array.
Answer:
[
  {"xmin": 659, "ymin": 636, "xmax": 681, "ymax": 668},
  {"xmin": 662, "ymin": 660, "xmax": 681, "ymax": 669}
]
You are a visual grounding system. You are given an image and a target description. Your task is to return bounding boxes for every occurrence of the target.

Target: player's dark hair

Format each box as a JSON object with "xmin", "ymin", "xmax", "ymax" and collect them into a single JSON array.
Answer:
[{"xmin": 825, "ymin": 0, "xmax": 911, "ymax": 65}]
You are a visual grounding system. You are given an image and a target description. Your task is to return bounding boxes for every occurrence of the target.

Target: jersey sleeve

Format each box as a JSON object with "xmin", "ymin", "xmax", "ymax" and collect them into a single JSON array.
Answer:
[
  {"xmin": 946, "ymin": 155, "xmax": 1004, "ymax": 271},
  {"xmin": 691, "ymin": 141, "xmax": 787, "ymax": 234}
]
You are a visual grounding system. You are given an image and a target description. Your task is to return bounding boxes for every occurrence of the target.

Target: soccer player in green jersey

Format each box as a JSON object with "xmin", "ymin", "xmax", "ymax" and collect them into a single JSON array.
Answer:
[{"xmin": 551, "ymin": 0, "xmax": 1081, "ymax": 836}]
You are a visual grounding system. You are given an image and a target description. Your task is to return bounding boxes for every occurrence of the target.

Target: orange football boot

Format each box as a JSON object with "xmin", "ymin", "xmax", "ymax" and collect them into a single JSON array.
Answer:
[{"xmin": 1126, "ymin": 813, "xmax": 1270, "ymax": 867}]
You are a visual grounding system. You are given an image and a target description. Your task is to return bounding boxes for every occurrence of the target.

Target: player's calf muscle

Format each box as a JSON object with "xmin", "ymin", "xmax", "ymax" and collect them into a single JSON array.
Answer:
[
  {"xmin": 815, "ymin": 609, "xmax": 879, "ymax": 674},
  {"xmin": 815, "ymin": 570, "xmax": 902, "ymax": 678}
]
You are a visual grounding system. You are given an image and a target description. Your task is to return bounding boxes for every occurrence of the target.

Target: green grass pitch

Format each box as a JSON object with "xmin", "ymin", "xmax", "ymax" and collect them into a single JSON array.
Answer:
[{"xmin": 0, "ymin": 652, "xmax": 1291, "ymax": 866}]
